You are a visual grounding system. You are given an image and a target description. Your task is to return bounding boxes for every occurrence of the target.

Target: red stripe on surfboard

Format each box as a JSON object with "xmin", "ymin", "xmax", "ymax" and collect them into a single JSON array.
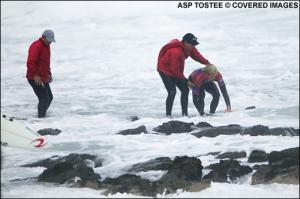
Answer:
[{"xmin": 31, "ymin": 138, "xmax": 46, "ymax": 148}]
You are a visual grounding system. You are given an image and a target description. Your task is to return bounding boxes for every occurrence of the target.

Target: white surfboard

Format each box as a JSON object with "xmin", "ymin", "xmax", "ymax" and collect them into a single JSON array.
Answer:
[{"xmin": 1, "ymin": 115, "xmax": 46, "ymax": 149}]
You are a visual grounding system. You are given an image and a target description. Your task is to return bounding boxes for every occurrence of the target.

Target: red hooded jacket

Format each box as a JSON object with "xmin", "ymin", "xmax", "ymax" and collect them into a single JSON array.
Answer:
[
  {"xmin": 26, "ymin": 38, "xmax": 51, "ymax": 82},
  {"xmin": 157, "ymin": 39, "xmax": 210, "ymax": 80}
]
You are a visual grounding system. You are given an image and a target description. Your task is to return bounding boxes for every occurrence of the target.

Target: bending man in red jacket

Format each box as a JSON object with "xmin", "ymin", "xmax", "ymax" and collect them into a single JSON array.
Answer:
[
  {"xmin": 157, "ymin": 33, "xmax": 211, "ymax": 116},
  {"xmin": 188, "ymin": 64, "xmax": 231, "ymax": 116},
  {"xmin": 26, "ymin": 30, "xmax": 55, "ymax": 118}
]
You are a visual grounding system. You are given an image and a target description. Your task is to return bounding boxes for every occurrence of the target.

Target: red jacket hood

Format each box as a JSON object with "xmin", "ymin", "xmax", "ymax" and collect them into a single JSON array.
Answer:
[{"xmin": 158, "ymin": 39, "xmax": 189, "ymax": 59}]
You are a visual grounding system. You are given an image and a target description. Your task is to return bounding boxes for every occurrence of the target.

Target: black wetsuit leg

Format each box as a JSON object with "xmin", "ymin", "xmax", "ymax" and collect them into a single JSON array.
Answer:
[
  {"xmin": 174, "ymin": 78, "xmax": 189, "ymax": 116},
  {"xmin": 193, "ymin": 86, "xmax": 205, "ymax": 116},
  {"xmin": 159, "ymin": 72, "xmax": 189, "ymax": 116},
  {"xmin": 204, "ymin": 81, "xmax": 220, "ymax": 114}
]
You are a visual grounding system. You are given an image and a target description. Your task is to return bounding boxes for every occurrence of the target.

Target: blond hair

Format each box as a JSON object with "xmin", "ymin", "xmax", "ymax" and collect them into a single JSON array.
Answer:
[{"xmin": 204, "ymin": 64, "xmax": 218, "ymax": 79}]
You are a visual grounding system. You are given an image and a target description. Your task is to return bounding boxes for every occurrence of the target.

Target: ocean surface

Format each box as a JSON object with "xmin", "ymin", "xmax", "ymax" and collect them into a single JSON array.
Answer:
[{"xmin": 1, "ymin": 1, "xmax": 299, "ymax": 198}]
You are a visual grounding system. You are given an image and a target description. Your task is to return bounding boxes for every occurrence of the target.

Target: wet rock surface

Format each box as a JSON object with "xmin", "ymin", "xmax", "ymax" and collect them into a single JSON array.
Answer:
[
  {"xmin": 192, "ymin": 124, "xmax": 243, "ymax": 138},
  {"xmin": 195, "ymin": 122, "xmax": 213, "ymax": 128},
  {"xmin": 153, "ymin": 121, "xmax": 195, "ymax": 134},
  {"xmin": 117, "ymin": 125, "xmax": 148, "ymax": 135},
  {"xmin": 248, "ymin": 150, "xmax": 269, "ymax": 163},
  {"xmin": 216, "ymin": 151, "xmax": 247, "ymax": 159},
  {"xmin": 251, "ymin": 147, "xmax": 299, "ymax": 185},
  {"xmin": 21, "ymin": 153, "xmax": 103, "ymax": 168},
  {"xmin": 127, "ymin": 157, "xmax": 172, "ymax": 173},
  {"xmin": 203, "ymin": 159, "xmax": 253, "ymax": 183},
  {"xmin": 37, "ymin": 128, "xmax": 62, "ymax": 136}
]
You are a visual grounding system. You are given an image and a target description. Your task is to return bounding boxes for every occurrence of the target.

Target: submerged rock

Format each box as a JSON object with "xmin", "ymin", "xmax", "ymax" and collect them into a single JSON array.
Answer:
[
  {"xmin": 251, "ymin": 147, "xmax": 299, "ymax": 185},
  {"xmin": 248, "ymin": 150, "xmax": 269, "ymax": 163},
  {"xmin": 216, "ymin": 151, "xmax": 247, "ymax": 159},
  {"xmin": 153, "ymin": 121, "xmax": 195, "ymax": 134},
  {"xmin": 37, "ymin": 128, "xmax": 62, "ymax": 136},
  {"xmin": 117, "ymin": 125, "xmax": 148, "ymax": 135},
  {"xmin": 127, "ymin": 157, "xmax": 172, "ymax": 173}
]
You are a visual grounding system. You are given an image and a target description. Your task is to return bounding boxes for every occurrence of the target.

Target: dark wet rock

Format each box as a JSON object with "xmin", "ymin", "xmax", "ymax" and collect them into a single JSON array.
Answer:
[
  {"xmin": 268, "ymin": 147, "xmax": 299, "ymax": 166},
  {"xmin": 186, "ymin": 180, "xmax": 211, "ymax": 192},
  {"xmin": 270, "ymin": 127, "xmax": 298, "ymax": 136},
  {"xmin": 207, "ymin": 151, "xmax": 222, "ymax": 156},
  {"xmin": 216, "ymin": 151, "xmax": 247, "ymax": 159},
  {"xmin": 127, "ymin": 157, "xmax": 172, "ymax": 173},
  {"xmin": 248, "ymin": 150, "xmax": 269, "ymax": 163},
  {"xmin": 195, "ymin": 122, "xmax": 213, "ymax": 128},
  {"xmin": 251, "ymin": 147, "xmax": 299, "ymax": 185},
  {"xmin": 205, "ymin": 151, "xmax": 222, "ymax": 156},
  {"xmin": 161, "ymin": 156, "xmax": 203, "ymax": 182},
  {"xmin": 117, "ymin": 125, "xmax": 148, "ymax": 135},
  {"xmin": 37, "ymin": 161, "xmax": 101, "ymax": 186},
  {"xmin": 295, "ymin": 129, "xmax": 299, "ymax": 136},
  {"xmin": 203, "ymin": 159, "xmax": 253, "ymax": 183},
  {"xmin": 153, "ymin": 156, "xmax": 204, "ymax": 195},
  {"xmin": 242, "ymin": 125, "xmax": 271, "ymax": 136},
  {"xmin": 245, "ymin": 106, "xmax": 256, "ymax": 110},
  {"xmin": 252, "ymin": 164, "xmax": 269, "ymax": 170},
  {"xmin": 37, "ymin": 128, "xmax": 62, "ymax": 136},
  {"xmin": 251, "ymin": 165, "xmax": 299, "ymax": 185},
  {"xmin": 101, "ymin": 174, "xmax": 152, "ymax": 196},
  {"xmin": 129, "ymin": 116, "xmax": 139, "ymax": 121},
  {"xmin": 21, "ymin": 153, "xmax": 103, "ymax": 168},
  {"xmin": 192, "ymin": 124, "xmax": 243, "ymax": 138},
  {"xmin": 153, "ymin": 121, "xmax": 195, "ymax": 135}
]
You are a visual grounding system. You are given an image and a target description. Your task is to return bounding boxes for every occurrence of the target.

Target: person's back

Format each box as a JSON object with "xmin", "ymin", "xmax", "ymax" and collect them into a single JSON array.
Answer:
[{"xmin": 26, "ymin": 38, "xmax": 51, "ymax": 83}]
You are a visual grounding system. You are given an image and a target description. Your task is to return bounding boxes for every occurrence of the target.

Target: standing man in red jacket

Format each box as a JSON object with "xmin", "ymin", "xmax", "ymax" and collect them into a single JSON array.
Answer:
[
  {"xmin": 26, "ymin": 30, "xmax": 55, "ymax": 118},
  {"xmin": 157, "ymin": 33, "xmax": 211, "ymax": 117}
]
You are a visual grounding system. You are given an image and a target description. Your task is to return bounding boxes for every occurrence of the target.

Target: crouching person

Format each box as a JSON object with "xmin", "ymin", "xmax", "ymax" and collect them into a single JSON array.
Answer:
[{"xmin": 188, "ymin": 64, "xmax": 231, "ymax": 116}]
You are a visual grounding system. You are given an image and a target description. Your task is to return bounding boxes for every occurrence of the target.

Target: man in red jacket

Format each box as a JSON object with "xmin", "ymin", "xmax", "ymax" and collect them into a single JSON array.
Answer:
[
  {"xmin": 157, "ymin": 33, "xmax": 211, "ymax": 116},
  {"xmin": 26, "ymin": 30, "xmax": 55, "ymax": 118}
]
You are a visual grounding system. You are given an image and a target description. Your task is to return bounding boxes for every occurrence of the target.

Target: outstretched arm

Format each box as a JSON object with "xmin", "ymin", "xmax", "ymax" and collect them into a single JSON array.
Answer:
[
  {"xmin": 190, "ymin": 47, "xmax": 210, "ymax": 65},
  {"xmin": 215, "ymin": 72, "xmax": 231, "ymax": 111}
]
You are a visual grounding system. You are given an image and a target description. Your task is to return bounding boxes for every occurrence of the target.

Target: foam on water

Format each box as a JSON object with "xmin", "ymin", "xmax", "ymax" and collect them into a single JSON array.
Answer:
[{"xmin": 1, "ymin": 1, "xmax": 299, "ymax": 198}]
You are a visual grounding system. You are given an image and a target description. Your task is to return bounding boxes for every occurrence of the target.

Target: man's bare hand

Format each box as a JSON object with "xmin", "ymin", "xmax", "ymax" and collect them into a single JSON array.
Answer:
[{"xmin": 34, "ymin": 75, "xmax": 44, "ymax": 87}]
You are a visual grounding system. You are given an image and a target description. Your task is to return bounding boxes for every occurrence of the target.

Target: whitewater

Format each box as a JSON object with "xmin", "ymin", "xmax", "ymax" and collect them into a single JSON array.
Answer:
[{"xmin": 1, "ymin": 1, "xmax": 299, "ymax": 198}]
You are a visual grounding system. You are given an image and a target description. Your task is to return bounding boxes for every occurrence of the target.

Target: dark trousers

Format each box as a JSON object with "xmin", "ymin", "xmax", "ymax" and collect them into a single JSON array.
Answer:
[
  {"xmin": 159, "ymin": 72, "xmax": 189, "ymax": 116},
  {"xmin": 193, "ymin": 81, "xmax": 220, "ymax": 116},
  {"xmin": 28, "ymin": 79, "xmax": 53, "ymax": 118}
]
